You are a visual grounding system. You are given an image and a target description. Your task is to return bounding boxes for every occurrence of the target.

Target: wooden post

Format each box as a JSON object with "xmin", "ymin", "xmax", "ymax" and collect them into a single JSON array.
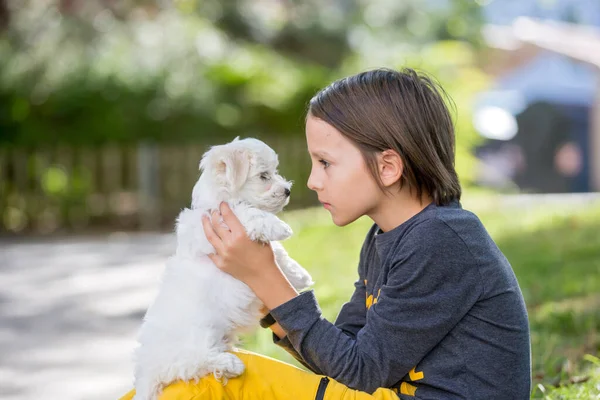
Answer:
[{"xmin": 138, "ymin": 141, "xmax": 160, "ymax": 230}]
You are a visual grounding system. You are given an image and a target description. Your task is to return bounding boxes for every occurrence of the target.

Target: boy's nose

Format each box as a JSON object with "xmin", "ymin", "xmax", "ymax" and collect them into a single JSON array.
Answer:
[
  {"xmin": 307, "ymin": 167, "xmax": 325, "ymax": 191},
  {"xmin": 307, "ymin": 174, "xmax": 319, "ymax": 191}
]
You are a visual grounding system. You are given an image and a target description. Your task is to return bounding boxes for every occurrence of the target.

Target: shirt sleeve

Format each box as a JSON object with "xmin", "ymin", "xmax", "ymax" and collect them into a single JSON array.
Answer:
[
  {"xmin": 273, "ymin": 226, "xmax": 371, "ymax": 363},
  {"xmin": 272, "ymin": 332, "xmax": 325, "ymax": 374},
  {"xmin": 334, "ymin": 277, "xmax": 367, "ymax": 339},
  {"xmin": 269, "ymin": 220, "xmax": 483, "ymax": 393},
  {"xmin": 333, "ymin": 227, "xmax": 371, "ymax": 338},
  {"xmin": 273, "ymin": 275, "xmax": 366, "ymax": 372}
]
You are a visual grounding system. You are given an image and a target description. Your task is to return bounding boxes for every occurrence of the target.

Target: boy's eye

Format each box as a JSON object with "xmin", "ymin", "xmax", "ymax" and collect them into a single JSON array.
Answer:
[
  {"xmin": 319, "ymin": 159, "xmax": 330, "ymax": 168},
  {"xmin": 260, "ymin": 172, "xmax": 270, "ymax": 181}
]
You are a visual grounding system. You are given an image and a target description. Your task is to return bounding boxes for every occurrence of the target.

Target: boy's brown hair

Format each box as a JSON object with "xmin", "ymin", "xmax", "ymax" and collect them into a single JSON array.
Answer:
[{"xmin": 308, "ymin": 68, "xmax": 461, "ymax": 206}]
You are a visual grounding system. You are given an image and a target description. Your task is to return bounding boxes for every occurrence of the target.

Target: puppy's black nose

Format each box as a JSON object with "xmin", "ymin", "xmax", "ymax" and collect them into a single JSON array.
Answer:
[{"xmin": 284, "ymin": 188, "xmax": 291, "ymax": 197}]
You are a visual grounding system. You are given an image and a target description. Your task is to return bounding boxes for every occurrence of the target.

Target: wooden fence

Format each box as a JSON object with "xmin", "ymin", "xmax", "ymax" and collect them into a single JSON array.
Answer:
[{"xmin": 0, "ymin": 137, "xmax": 315, "ymax": 235}]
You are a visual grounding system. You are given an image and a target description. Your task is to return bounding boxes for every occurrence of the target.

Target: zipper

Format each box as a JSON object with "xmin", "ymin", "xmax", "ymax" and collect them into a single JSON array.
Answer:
[{"xmin": 315, "ymin": 376, "xmax": 330, "ymax": 400}]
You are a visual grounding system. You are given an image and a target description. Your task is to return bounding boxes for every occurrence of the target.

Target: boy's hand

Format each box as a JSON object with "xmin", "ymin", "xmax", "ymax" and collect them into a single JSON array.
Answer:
[
  {"xmin": 201, "ymin": 202, "xmax": 299, "ymax": 313},
  {"xmin": 202, "ymin": 202, "xmax": 275, "ymax": 284}
]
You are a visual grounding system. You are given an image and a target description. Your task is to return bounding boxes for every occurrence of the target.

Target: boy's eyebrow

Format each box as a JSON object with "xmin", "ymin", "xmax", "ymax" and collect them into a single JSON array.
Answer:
[{"xmin": 310, "ymin": 150, "xmax": 333, "ymax": 159}]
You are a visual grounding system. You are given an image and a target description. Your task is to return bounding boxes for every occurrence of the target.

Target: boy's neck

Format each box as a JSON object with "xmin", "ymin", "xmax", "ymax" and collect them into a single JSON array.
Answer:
[{"xmin": 368, "ymin": 188, "xmax": 432, "ymax": 233}]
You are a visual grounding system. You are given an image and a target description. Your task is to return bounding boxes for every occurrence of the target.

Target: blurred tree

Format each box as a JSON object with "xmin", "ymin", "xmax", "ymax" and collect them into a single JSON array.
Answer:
[
  {"xmin": 0, "ymin": 0, "xmax": 485, "ymax": 151},
  {"xmin": 194, "ymin": 0, "xmax": 485, "ymax": 67},
  {"xmin": 0, "ymin": 0, "xmax": 490, "ymax": 232},
  {"xmin": 0, "ymin": 0, "xmax": 8, "ymax": 31}
]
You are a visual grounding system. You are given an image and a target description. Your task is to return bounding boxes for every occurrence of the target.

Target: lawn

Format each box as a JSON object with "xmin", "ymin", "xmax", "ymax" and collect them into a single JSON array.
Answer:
[{"xmin": 240, "ymin": 195, "xmax": 600, "ymax": 399}]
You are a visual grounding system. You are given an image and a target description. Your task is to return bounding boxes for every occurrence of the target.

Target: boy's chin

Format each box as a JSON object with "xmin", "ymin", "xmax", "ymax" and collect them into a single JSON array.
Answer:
[{"xmin": 330, "ymin": 211, "xmax": 358, "ymax": 227}]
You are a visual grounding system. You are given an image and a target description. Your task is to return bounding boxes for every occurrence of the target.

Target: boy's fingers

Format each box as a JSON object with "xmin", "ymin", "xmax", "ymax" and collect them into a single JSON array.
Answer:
[
  {"xmin": 202, "ymin": 215, "xmax": 225, "ymax": 254},
  {"xmin": 211, "ymin": 210, "xmax": 231, "ymax": 238},
  {"xmin": 220, "ymin": 202, "xmax": 245, "ymax": 234}
]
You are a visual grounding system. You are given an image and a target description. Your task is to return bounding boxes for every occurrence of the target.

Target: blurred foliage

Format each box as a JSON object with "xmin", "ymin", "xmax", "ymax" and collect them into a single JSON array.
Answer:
[
  {"xmin": 0, "ymin": 0, "xmax": 490, "ymax": 231},
  {"xmin": 0, "ymin": 0, "xmax": 485, "ymax": 143}
]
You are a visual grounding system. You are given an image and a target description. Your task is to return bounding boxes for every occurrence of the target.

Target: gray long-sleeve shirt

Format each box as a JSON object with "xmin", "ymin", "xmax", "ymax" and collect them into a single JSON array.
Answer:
[{"xmin": 270, "ymin": 200, "xmax": 531, "ymax": 399}]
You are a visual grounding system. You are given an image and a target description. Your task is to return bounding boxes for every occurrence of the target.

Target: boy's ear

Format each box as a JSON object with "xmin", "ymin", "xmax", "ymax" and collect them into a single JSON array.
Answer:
[{"xmin": 378, "ymin": 149, "xmax": 404, "ymax": 188}]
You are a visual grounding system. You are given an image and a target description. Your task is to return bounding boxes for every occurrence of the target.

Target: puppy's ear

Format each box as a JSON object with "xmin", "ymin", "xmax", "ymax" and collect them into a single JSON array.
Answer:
[
  {"xmin": 224, "ymin": 148, "xmax": 252, "ymax": 191},
  {"xmin": 200, "ymin": 145, "xmax": 252, "ymax": 191}
]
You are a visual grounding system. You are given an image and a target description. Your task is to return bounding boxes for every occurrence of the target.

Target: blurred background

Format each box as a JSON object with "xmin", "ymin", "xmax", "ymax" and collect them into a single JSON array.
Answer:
[{"xmin": 0, "ymin": 1, "xmax": 599, "ymax": 399}]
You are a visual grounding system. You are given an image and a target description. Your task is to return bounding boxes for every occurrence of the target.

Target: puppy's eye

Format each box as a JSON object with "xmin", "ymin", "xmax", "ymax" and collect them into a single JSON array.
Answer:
[{"xmin": 260, "ymin": 172, "xmax": 270, "ymax": 181}]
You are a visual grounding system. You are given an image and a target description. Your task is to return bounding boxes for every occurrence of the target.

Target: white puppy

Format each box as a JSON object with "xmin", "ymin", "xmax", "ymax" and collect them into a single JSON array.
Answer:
[{"xmin": 132, "ymin": 137, "xmax": 313, "ymax": 400}]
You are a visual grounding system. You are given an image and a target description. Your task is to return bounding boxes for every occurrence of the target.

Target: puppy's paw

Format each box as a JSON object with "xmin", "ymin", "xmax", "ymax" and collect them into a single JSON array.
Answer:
[
  {"xmin": 247, "ymin": 221, "xmax": 292, "ymax": 242},
  {"xmin": 268, "ymin": 221, "xmax": 293, "ymax": 241},
  {"xmin": 211, "ymin": 352, "xmax": 245, "ymax": 381}
]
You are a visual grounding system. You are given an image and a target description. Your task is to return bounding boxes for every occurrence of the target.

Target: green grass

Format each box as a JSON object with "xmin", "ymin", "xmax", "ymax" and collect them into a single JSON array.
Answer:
[{"xmin": 239, "ymin": 195, "xmax": 600, "ymax": 399}]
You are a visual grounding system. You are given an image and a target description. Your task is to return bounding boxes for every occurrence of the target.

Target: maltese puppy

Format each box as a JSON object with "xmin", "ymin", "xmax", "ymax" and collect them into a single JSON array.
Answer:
[{"xmin": 131, "ymin": 137, "xmax": 313, "ymax": 400}]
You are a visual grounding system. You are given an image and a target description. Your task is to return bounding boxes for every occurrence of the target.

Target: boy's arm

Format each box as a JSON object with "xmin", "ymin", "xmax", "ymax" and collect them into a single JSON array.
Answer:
[
  {"xmin": 331, "ymin": 228, "xmax": 371, "ymax": 338},
  {"xmin": 270, "ymin": 276, "xmax": 366, "ymax": 374},
  {"xmin": 260, "ymin": 304, "xmax": 320, "ymax": 372},
  {"xmin": 268, "ymin": 221, "xmax": 483, "ymax": 393},
  {"xmin": 257, "ymin": 226, "xmax": 369, "ymax": 375},
  {"xmin": 271, "ymin": 229, "xmax": 370, "ymax": 364},
  {"xmin": 271, "ymin": 332, "xmax": 325, "ymax": 374},
  {"xmin": 333, "ymin": 277, "xmax": 367, "ymax": 338}
]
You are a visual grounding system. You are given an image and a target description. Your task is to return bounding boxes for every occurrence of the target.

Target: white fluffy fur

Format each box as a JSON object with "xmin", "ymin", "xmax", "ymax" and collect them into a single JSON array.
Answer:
[{"xmin": 132, "ymin": 137, "xmax": 313, "ymax": 400}]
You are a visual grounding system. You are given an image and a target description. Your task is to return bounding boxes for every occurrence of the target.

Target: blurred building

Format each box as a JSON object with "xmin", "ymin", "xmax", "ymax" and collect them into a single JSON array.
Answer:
[{"xmin": 473, "ymin": 0, "xmax": 600, "ymax": 193}]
